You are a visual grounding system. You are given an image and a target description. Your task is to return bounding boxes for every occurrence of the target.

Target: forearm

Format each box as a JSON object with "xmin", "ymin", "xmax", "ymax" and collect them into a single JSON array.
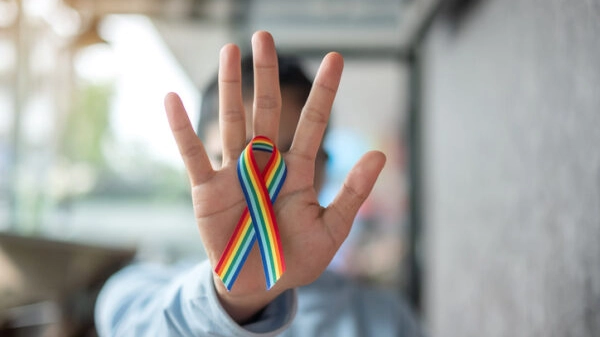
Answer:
[{"xmin": 95, "ymin": 260, "xmax": 297, "ymax": 337}]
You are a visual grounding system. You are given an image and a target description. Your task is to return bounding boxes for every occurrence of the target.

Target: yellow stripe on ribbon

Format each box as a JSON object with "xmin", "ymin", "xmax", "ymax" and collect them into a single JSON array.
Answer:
[{"xmin": 215, "ymin": 136, "xmax": 286, "ymax": 290}]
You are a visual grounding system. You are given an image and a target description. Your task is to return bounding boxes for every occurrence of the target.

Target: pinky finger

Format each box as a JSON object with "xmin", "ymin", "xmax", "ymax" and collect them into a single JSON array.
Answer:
[{"xmin": 165, "ymin": 92, "xmax": 214, "ymax": 185}]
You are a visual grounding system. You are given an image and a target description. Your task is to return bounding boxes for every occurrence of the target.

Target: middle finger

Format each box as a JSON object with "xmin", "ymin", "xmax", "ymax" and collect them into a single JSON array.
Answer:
[{"xmin": 251, "ymin": 31, "xmax": 281, "ymax": 143}]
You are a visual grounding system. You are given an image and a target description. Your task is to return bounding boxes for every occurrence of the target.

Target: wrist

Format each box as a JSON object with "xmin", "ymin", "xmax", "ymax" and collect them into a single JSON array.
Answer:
[{"xmin": 212, "ymin": 273, "xmax": 287, "ymax": 323}]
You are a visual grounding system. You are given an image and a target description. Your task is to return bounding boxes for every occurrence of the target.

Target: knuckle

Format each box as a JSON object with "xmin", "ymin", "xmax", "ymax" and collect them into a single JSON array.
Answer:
[
  {"xmin": 302, "ymin": 106, "xmax": 328, "ymax": 125},
  {"xmin": 315, "ymin": 81, "xmax": 337, "ymax": 95},
  {"xmin": 331, "ymin": 203, "xmax": 352, "ymax": 227},
  {"xmin": 254, "ymin": 94, "xmax": 281, "ymax": 111},
  {"xmin": 181, "ymin": 144, "xmax": 204, "ymax": 159},
  {"xmin": 220, "ymin": 107, "xmax": 245, "ymax": 123},
  {"xmin": 342, "ymin": 182, "xmax": 367, "ymax": 204}
]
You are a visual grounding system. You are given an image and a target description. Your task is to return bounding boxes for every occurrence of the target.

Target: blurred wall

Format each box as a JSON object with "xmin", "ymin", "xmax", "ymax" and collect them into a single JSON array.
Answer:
[{"xmin": 423, "ymin": 0, "xmax": 600, "ymax": 336}]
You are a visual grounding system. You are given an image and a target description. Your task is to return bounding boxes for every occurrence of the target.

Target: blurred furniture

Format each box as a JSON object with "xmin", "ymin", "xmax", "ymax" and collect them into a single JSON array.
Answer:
[{"xmin": 0, "ymin": 233, "xmax": 134, "ymax": 336}]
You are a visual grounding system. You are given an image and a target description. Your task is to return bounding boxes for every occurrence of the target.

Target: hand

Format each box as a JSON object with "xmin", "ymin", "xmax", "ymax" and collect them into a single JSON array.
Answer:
[{"xmin": 164, "ymin": 31, "xmax": 386, "ymax": 323}]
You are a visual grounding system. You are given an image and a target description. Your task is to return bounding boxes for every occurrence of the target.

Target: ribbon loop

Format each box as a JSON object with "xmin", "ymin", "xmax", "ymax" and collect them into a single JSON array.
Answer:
[{"xmin": 215, "ymin": 136, "xmax": 287, "ymax": 290}]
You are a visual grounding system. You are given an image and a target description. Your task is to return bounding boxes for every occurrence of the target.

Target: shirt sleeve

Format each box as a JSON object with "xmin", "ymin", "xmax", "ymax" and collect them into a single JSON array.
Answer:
[{"xmin": 95, "ymin": 260, "xmax": 297, "ymax": 337}]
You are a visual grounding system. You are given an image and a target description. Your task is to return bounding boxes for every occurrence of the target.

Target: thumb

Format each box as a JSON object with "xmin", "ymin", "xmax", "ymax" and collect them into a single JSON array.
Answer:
[{"xmin": 322, "ymin": 151, "xmax": 386, "ymax": 248}]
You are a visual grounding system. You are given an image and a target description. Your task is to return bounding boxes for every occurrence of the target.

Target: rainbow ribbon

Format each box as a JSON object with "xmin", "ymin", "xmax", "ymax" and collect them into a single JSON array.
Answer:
[{"xmin": 215, "ymin": 136, "xmax": 287, "ymax": 290}]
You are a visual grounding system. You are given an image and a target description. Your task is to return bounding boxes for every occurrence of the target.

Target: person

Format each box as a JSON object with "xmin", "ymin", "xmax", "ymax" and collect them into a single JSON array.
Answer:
[{"xmin": 95, "ymin": 31, "xmax": 422, "ymax": 337}]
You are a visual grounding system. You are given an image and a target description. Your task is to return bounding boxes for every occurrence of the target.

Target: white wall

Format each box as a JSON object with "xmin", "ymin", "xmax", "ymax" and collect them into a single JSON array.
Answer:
[{"xmin": 423, "ymin": 0, "xmax": 600, "ymax": 336}]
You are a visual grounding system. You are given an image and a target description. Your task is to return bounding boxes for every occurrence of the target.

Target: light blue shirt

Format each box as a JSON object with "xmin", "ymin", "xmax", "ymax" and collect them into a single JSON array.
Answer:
[{"xmin": 95, "ymin": 260, "xmax": 422, "ymax": 336}]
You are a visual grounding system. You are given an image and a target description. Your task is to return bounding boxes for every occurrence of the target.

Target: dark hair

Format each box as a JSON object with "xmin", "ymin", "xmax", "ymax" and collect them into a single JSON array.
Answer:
[{"xmin": 197, "ymin": 54, "xmax": 313, "ymax": 141}]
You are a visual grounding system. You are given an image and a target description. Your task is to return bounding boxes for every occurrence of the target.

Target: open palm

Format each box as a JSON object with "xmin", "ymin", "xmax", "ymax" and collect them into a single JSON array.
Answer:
[{"xmin": 164, "ymin": 31, "xmax": 385, "ymax": 322}]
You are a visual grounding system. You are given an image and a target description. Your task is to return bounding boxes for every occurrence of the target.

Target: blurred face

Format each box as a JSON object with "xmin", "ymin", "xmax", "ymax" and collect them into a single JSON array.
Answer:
[{"xmin": 205, "ymin": 87, "xmax": 328, "ymax": 192}]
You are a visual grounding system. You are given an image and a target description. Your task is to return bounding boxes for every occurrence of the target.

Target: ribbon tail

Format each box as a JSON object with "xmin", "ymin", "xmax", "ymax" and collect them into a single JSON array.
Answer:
[
  {"xmin": 214, "ymin": 136, "xmax": 287, "ymax": 291},
  {"xmin": 214, "ymin": 211, "xmax": 256, "ymax": 291}
]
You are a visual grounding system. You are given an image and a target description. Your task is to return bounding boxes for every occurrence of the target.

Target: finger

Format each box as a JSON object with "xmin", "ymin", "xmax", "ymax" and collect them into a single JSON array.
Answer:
[
  {"xmin": 323, "ymin": 151, "xmax": 386, "ymax": 247},
  {"xmin": 251, "ymin": 31, "xmax": 281, "ymax": 142},
  {"xmin": 219, "ymin": 44, "xmax": 246, "ymax": 165},
  {"xmin": 289, "ymin": 52, "xmax": 343, "ymax": 161},
  {"xmin": 165, "ymin": 92, "xmax": 214, "ymax": 185}
]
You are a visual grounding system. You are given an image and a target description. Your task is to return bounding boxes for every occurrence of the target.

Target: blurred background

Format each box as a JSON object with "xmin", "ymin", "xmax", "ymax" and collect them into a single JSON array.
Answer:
[{"xmin": 0, "ymin": 0, "xmax": 599, "ymax": 336}]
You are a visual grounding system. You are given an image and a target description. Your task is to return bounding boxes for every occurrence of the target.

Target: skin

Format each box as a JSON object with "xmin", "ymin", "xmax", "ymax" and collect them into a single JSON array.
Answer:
[
  {"xmin": 205, "ymin": 86, "xmax": 326, "ymax": 190},
  {"xmin": 164, "ymin": 31, "xmax": 386, "ymax": 323}
]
